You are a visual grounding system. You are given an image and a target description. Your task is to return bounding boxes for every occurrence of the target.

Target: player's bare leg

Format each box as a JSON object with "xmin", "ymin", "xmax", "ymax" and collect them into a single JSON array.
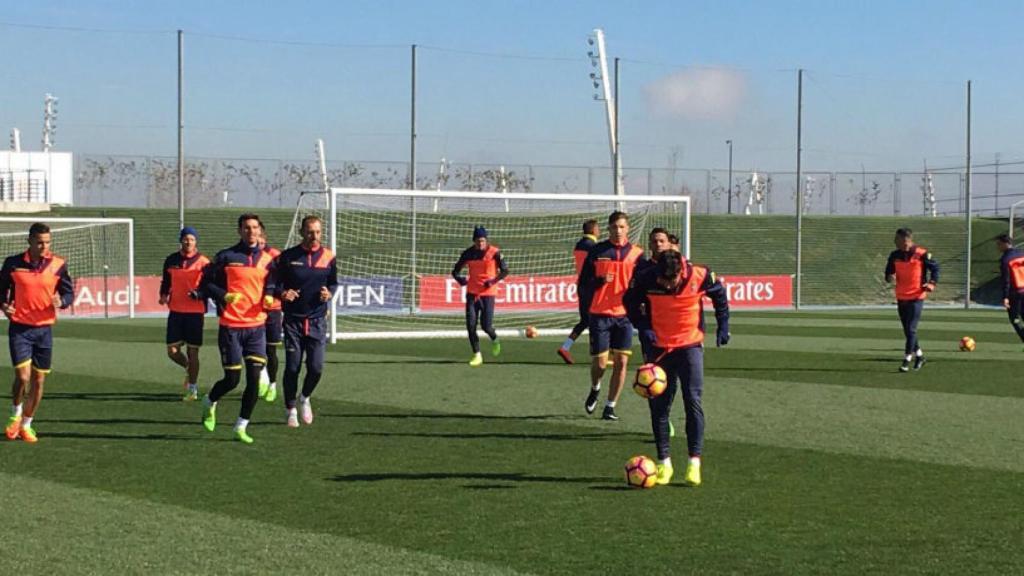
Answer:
[
  {"xmin": 585, "ymin": 353, "xmax": 608, "ymax": 414},
  {"xmin": 167, "ymin": 344, "xmax": 188, "ymax": 369},
  {"xmin": 5, "ymin": 365, "xmax": 30, "ymax": 439},
  {"xmin": 602, "ymin": 352, "xmax": 629, "ymax": 421}
]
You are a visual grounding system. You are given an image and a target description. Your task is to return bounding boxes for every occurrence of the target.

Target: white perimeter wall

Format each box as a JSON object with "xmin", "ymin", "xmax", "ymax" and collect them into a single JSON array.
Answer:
[{"xmin": 0, "ymin": 151, "xmax": 73, "ymax": 205}]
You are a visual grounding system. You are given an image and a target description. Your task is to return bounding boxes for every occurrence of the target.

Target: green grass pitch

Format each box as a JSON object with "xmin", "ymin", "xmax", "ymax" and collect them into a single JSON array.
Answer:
[{"xmin": 2, "ymin": 308, "xmax": 1022, "ymax": 574}]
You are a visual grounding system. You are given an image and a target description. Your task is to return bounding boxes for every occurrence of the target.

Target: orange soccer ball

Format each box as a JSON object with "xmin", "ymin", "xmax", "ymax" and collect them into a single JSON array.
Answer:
[
  {"xmin": 524, "ymin": 326, "xmax": 538, "ymax": 339},
  {"xmin": 633, "ymin": 363, "xmax": 667, "ymax": 399},
  {"xmin": 959, "ymin": 336, "xmax": 976, "ymax": 352},
  {"xmin": 624, "ymin": 455, "xmax": 658, "ymax": 489}
]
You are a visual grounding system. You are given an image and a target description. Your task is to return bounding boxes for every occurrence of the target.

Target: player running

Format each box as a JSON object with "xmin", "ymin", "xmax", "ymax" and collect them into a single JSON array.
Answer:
[
  {"xmin": 159, "ymin": 226, "xmax": 210, "ymax": 401},
  {"xmin": 1, "ymin": 222, "xmax": 74, "ymax": 443},
  {"xmin": 257, "ymin": 223, "xmax": 282, "ymax": 403},
  {"xmin": 274, "ymin": 215, "xmax": 338, "ymax": 427},
  {"xmin": 578, "ymin": 211, "xmax": 644, "ymax": 421},
  {"xmin": 625, "ymin": 249, "xmax": 730, "ymax": 486},
  {"xmin": 557, "ymin": 219, "xmax": 600, "ymax": 364},
  {"xmin": 198, "ymin": 213, "xmax": 276, "ymax": 444},
  {"xmin": 884, "ymin": 228, "xmax": 939, "ymax": 372},
  {"xmin": 996, "ymin": 233, "xmax": 1024, "ymax": 345},
  {"xmin": 451, "ymin": 226, "xmax": 509, "ymax": 367}
]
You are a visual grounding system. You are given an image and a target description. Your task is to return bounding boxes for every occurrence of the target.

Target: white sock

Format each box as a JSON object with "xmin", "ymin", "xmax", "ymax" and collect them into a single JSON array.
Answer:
[
  {"xmin": 915, "ymin": 349, "xmax": 924, "ymax": 357},
  {"xmin": 11, "ymin": 404, "xmax": 22, "ymax": 418},
  {"xmin": 561, "ymin": 338, "xmax": 574, "ymax": 350},
  {"xmin": 269, "ymin": 382, "xmax": 277, "ymax": 388},
  {"xmin": 689, "ymin": 456, "xmax": 701, "ymax": 466},
  {"xmin": 606, "ymin": 400, "xmax": 616, "ymax": 409},
  {"xmin": 904, "ymin": 354, "xmax": 913, "ymax": 361},
  {"xmin": 591, "ymin": 380, "xmax": 602, "ymax": 392},
  {"xmin": 187, "ymin": 383, "xmax": 197, "ymax": 390},
  {"xmin": 22, "ymin": 416, "xmax": 33, "ymax": 428},
  {"xmin": 659, "ymin": 457, "xmax": 672, "ymax": 468},
  {"xmin": 287, "ymin": 407, "xmax": 297, "ymax": 417},
  {"xmin": 235, "ymin": 418, "xmax": 249, "ymax": 431}
]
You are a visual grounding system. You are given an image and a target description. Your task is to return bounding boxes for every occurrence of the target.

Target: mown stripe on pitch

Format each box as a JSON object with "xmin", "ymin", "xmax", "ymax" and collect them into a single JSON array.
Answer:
[
  {"xmin": 704, "ymin": 376, "xmax": 1024, "ymax": 473},
  {"xmin": 0, "ymin": 471, "xmax": 530, "ymax": 576}
]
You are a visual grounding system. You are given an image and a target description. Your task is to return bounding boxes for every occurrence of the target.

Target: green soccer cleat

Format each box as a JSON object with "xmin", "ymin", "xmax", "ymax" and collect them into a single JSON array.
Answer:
[
  {"xmin": 669, "ymin": 421, "xmax": 675, "ymax": 437},
  {"xmin": 491, "ymin": 340, "xmax": 501, "ymax": 357},
  {"xmin": 19, "ymin": 425, "xmax": 37, "ymax": 444},
  {"xmin": 5, "ymin": 415, "xmax": 21, "ymax": 440},
  {"xmin": 201, "ymin": 401, "xmax": 217, "ymax": 432},
  {"xmin": 264, "ymin": 383, "xmax": 277, "ymax": 403},
  {"xmin": 258, "ymin": 381, "xmax": 269, "ymax": 399},
  {"xmin": 234, "ymin": 427, "xmax": 254, "ymax": 444},
  {"xmin": 182, "ymin": 386, "xmax": 198, "ymax": 402},
  {"xmin": 684, "ymin": 458, "xmax": 702, "ymax": 487},
  {"xmin": 655, "ymin": 462, "xmax": 674, "ymax": 485},
  {"xmin": 469, "ymin": 352, "xmax": 483, "ymax": 367}
]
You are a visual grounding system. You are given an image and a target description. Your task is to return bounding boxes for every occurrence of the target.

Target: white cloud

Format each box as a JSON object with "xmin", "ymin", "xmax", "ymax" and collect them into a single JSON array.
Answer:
[{"xmin": 643, "ymin": 68, "xmax": 747, "ymax": 121}]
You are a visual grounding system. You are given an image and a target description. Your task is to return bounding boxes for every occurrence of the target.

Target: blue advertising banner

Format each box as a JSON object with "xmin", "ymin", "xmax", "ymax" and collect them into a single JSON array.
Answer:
[{"xmin": 334, "ymin": 276, "xmax": 405, "ymax": 314}]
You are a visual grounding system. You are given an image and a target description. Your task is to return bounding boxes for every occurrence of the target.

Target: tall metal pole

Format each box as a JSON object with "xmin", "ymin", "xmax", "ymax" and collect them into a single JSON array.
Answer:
[
  {"xmin": 614, "ymin": 56, "xmax": 621, "ymax": 196},
  {"xmin": 964, "ymin": 79, "xmax": 972, "ymax": 309},
  {"xmin": 726, "ymin": 140, "xmax": 733, "ymax": 214},
  {"xmin": 795, "ymin": 69, "xmax": 804, "ymax": 310},
  {"xmin": 410, "ymin": 44, "xmax": 417, "ymax": 191},
  {"xmin": 591, "ymin": 29, "xmax": 618, "ymax": 196},
  {"xmin": 177, "ymin": 29, "xmax": 184, "ymax": 230},
  {"xmin": 409, "ymin": 44, "xmax": 419, "ymax": 315}
]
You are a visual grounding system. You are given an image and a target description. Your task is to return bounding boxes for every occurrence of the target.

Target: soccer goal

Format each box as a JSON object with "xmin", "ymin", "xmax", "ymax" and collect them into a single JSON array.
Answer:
[
  {"xmin": 0, "ymin": 217, "xmax": 135, "ymax": 318},
  {"xmin": 289, "ymin": 188, "xmax": 690, "ymax": 341}
]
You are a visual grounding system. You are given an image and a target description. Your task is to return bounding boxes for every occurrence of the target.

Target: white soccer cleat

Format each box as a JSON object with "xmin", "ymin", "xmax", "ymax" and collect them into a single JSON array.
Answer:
[
  {"xmin": 286, "ymin": 408, "xmax": 299, "ymax": 428},
  {"xmin": 300, "ymin": 398, "xmax": 313, "ymax": 425}
]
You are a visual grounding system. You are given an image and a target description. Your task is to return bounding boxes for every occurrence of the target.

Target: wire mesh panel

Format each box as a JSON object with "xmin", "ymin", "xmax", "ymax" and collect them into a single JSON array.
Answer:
[
  {"xmin": 312, "ymin": 189, "xmax": 689, "ymax": 339},
  {"xmin": 0, "ymin": 218, "xmax": 135, "ymax": 318}
]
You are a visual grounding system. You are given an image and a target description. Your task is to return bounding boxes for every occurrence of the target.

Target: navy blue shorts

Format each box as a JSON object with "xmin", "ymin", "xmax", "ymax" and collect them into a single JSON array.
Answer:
[
  {"xmin": 218, "ymin": 325, "xmax": 267, "ymax": 369},
  {"xmin": 166, "ymin": 311, "xmax": 204, "ymax": 347},
  {"xmin": 265, "ymin": 310, "xmax": 284, "ymax": 345},
  {"xmin": 9, "ymin": 322, "xmax": 53, "ymax": 372},
  {"xmin": 588, "ymin": 315, "xmax": 633, "ymax": 356}
]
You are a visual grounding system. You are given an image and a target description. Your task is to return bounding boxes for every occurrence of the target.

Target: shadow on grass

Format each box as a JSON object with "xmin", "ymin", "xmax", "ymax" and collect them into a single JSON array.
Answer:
[
  {"xmin": 43, "ymin": 431, "xmax": 194, "ymax": 441},
  {"xmin": 321, "ymin": 412, "xmax": 569, "ymax": 422},
  {"xmin": 329, "ymin": 471, "xmax": 612, "ymax": 485},
  {"xmin": 325, "ymin": 358, "xmax": 564, "ymax": 366},
  {"xmin": 709, "ymin": 366, "xmax": 867, "ymax": 374},
  {"xmin": 46, "ymin": 392, "xmax": 180, "ymax": 403},
  {"xmin": 351, "ymin": 430, "xmax": 639, "ymax": 442},
  {"xmin": 48, "ymin": 417, "xmax": 195, "ymax": 427}
]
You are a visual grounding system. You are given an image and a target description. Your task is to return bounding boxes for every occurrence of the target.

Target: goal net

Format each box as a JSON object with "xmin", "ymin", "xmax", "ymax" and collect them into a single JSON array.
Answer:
[
  {"xmin": 290, "ymin": 188, "xmax": 690, "ymax": 341},
  {"xmin": 0, "ymin": 217, "xmax": 135, "ymax": 318}
]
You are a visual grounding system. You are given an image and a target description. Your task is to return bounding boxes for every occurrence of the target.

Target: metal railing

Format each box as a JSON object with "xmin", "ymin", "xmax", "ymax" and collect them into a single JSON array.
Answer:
[{"xmin": 0, "ymin": 170, "xmax": 48, "ymax": 203}]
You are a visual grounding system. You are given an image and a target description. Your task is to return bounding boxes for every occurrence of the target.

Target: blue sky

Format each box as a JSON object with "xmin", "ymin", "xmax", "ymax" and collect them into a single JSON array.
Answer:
[{"xmin": 2, "ymin": 0, "xmax": 1022, "ymax": 172}]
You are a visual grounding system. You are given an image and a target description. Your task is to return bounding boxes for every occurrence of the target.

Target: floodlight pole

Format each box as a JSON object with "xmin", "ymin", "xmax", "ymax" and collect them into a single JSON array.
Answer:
[
  {"xmin": 591, "ymin": 29, "xmax": 621, "ymax": 196},
  {"xmin": 177, "ymin": 29, "xmax": 185, "ymax": 231},
  {"xmin": 795, "ymin": 69, "xmax": 803, "ymax": 310},
  {"xmin": 614, "ymin": 56, "xmax": 621, "ymax": 196},
  {"xmin": 964, "ymin": 79, "xmax": 972, "ymax": 309}
]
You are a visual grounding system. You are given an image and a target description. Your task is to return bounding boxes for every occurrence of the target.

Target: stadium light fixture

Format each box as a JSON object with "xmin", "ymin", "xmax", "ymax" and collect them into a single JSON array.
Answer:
[{"xmin": 42, "ymin": 93, "xmax": 58, "ymax": 152}]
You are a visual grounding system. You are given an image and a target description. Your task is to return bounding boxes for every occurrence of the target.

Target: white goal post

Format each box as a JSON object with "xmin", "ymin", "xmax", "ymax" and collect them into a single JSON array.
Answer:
[
  {"xmin": 0, "ymin": 217, "xmax": 135, "ymax": 318},
  {"xmin": 291, "ymin": 188, "xmax": 690, "ymax": 342}
]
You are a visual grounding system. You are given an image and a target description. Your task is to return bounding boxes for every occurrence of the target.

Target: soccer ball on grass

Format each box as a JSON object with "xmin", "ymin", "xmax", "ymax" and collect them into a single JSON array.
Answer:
[
  {"xmin": 959, "ymin": 336, "xmax": 975, "ymax": 352},
  {"xmin": 624, "ymin": 455, "xmax": 657, "ymax": 489}
]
